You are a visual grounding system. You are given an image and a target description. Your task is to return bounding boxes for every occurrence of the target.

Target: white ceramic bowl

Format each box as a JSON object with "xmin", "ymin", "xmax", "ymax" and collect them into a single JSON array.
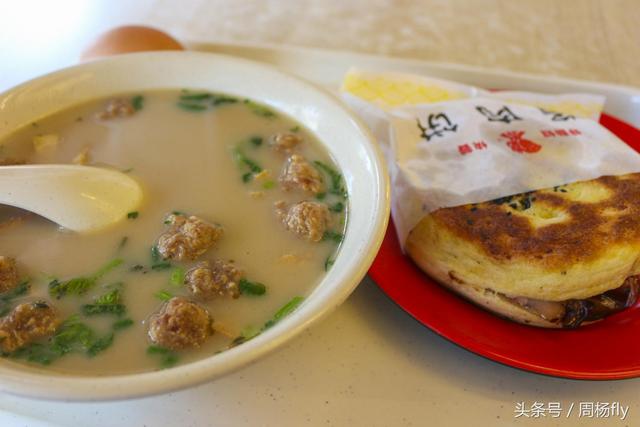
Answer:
[{"xmin": 0, "ymin": 52, "xmax": 389, "ymax": 400}]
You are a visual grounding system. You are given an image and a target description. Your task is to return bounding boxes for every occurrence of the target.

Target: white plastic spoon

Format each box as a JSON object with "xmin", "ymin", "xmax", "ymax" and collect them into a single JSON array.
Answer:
[{"xmin": 0, "ymin": 165, "xmax": 143, "ymax": 233}]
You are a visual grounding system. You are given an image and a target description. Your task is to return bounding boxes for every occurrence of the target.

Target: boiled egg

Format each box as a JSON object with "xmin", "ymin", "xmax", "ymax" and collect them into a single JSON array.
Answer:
[{"xmin": 81, "ymin": 25, "xmax": 184, "ymax": 60}]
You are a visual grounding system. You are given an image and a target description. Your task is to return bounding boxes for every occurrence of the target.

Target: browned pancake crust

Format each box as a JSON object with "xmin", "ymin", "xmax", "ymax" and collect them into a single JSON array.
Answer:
[{"xmin": 430, "ymin": 173, "xmax": 640, "ymax": 270}]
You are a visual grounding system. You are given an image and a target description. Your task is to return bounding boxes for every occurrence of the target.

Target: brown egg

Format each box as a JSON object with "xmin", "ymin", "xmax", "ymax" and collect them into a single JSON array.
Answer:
[{"xmin": 81, "ymin": 26, "xmax": 184, "ymax": 61}]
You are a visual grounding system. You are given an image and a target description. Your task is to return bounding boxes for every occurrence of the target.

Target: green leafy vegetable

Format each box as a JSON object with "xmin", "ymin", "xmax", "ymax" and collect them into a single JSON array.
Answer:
[
  {"xmin": 315, "ymin": 192, "xmax": 326, "ymax": 200},
  {"xmin": 233, "ymin": 147, "xmax": 262, "ymax": 173},
  {"xmin": 49, "ymin": 259, "xmax": 123, "ymax": 299},
  {"xmin": 324, "ymin": 255, "xmax": 335, "ymax": 271},
  {"xmin": 112, "ymin": 318, "xmax": 134, "ymax": 331},
  {"xmin": 180, "ymin": 92, "xmax": 211, "ymax": 101},
  {"xmin": 0, "ymin": 281, "xmax": 29, "ymax": 301},
  {"xmin": 8, "ymin": 343, "xmax": 59, "ymax": 365},
  {"xmin": 82, "ymin": 304, "xmax": 126, "ymax": 316},
  {"xmin": 177, "ymin": 102, "xmax": 208, "ymax": 112},
  {"xmin": 176, "ymin": 92, "xmax": 237, "ymax": 112},
  {"xmin": 8, "ymin": 315, "xmax": 114, "ymax": 364},
  {"xmin": 249, "ymin": 136, "xmax": 263, "ymax": 147},
  {"xmin": 131, "ymin": 95, "xmax": 144, "ymax": 111},
  {"xmin": 95, "ymin": 289, "xmax": 121, "ymax": 305},
  {"xmin": 54, "ymin": 316, "xmax": 107, "ymax": 356},
  {"xmin": 150, "ymin": 246, "xmax": 171, "ymax": 270},
  {"xmin": 146, "ymin": 345, "xmax": 170, "ymax": 355},
  {"xmin": 87, "ymin": 333, "xmax": 114, "ymax": 357},
  {"xmin": 313, "ymin": 161, "xmax": 347, "ymax": 198},
  {"xmin": 211, "ymin": 94, "xmax": 238, "ymax": 106},
  {"xmin": 233, "ymin": 145, "xmax": 264, "ymax": 183},
  {"xmin": 155, "ymin": 290, "xmax": 173, "ymax": 301},
  {"xmin": 231, "ymin": 297, "xmax": 304, "ymax": 347},
  {"xmin": 169, "ymin": 267, "xmax": 185, "ymax": 287},
  {"xmin": 322, "ymin": 230, "xmax": 344, "ymax": 243},
  {"xmin": 0, "ymin": 281, "xmax": 30, "ymax": 316},
  {"xmin": 118, "ymin": 236, "xmax": 128, "ymax": 250},
  {"xmin": 151, "ymin": 262, "xmax": 172, "ymax": 271},
  {"xmin": 127, "ymin": 211, "xmax": 139, "ymax": 219},
  {"xmin": 268, "ymin": 296, "xmax": 304, "ymax": 325},
  {"xmin": 147, "ymin": 345, "xmax": 179, "ymax": 369},
  {"xmin": 290, "ymin": 125, "xmax": 300, "ymax": 133},
  {"xmin": 240, "ymin": 325, "xmax": 261, "ymax": 340},
  {"xmin": 243, "ymin": 99, "xmax": 276, "ymax": 118},
  {"xmin": 239, "ymin": 279, "xmax": 266, "ymax": 296},
  {"xmin": 329, "ymin": 202, "xmax": 344, "ymax": 213},
  {"xmin": 81, "ymin": 289, "xmax": 125, "ymax": 317}
]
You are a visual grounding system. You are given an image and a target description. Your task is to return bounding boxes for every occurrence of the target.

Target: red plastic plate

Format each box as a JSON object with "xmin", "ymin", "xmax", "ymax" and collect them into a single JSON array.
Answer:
[{"xmin": 369, "ymin": 113, "xmax": 640, "ymax": 380}]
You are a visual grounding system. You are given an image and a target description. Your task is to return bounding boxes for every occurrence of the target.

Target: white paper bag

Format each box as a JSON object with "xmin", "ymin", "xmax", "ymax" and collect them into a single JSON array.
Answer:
[{"xmin": 341, "ymin": 71, "xmax": 640, "ymax": 247}]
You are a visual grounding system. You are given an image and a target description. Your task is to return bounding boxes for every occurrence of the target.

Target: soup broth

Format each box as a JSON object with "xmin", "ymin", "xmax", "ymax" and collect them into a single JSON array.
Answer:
[{"xmin": 0, "ymin": 91, "xmax": 346, "ymax": 374}]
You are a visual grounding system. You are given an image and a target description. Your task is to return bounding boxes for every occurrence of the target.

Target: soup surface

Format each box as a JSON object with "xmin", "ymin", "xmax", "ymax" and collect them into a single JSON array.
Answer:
[{"xmin": 0, "ymin": 91, "xmax": 346, "ymax": 374}]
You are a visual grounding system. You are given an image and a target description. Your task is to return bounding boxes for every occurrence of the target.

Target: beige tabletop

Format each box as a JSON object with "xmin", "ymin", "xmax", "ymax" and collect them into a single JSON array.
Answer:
[
  {"xmin": 1, "ymin": 0, "xmax": 639, "ymax": 91},
  {"xmin": 0, "ymin": 1, "xmax": 639, "ymax": 426}
]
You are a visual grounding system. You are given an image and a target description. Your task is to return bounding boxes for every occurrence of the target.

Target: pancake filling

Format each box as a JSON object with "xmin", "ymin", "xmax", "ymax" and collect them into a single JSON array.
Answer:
[{"xmin": 502, "ymin": 276, "xmax": 639, "ymax": 328}]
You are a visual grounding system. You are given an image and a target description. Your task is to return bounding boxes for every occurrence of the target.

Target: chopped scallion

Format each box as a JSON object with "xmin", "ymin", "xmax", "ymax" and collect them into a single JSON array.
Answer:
[
  {"xmin": 233, "ymin": 147, "xmax": 262, "ymax": 173},
  {"xmin": 169, "ymin": 267, "xmax": 185, "ymax": 287},
  {"xmin": 313, "ymin": 161, "xmax": 347, "ymax": 199},
  {"xmin": 239, "ymin": 279, "xmax": 267, "ymax": 296},
  {"xmin": 131, "ymin": 95, "xmax": 144, "ymax": 111},
  {"xmin": 118, "ymin": 236, "xmax": 128, "ymax": 250},
  {"xmin": 324, "ymin": 255, "xmax": 335, "ymax": 271},
  {"xmin": 177, "ymin": 102, "xmax": 208, "ymax": 112},
  {"xmin": 147, "ymin": 345, "xmax": 179, "ymax": 369},
  {"xmin": 230, "ymin": 297, "xmax": 304, "ymax": 347},
  {"xmin": 262, "ymin": 180, "xmax": 275, "ymax": 190},
  {"xmin": 243, "ymin": 99, "xmax": 276, "ymax": 118},
  {"xmin": 263, "ymin": 296, "xmax": 304, "ymax": 329},
  {"xmin": 179, "ymin": 92, "xmax": 211, "ymax": 101}
]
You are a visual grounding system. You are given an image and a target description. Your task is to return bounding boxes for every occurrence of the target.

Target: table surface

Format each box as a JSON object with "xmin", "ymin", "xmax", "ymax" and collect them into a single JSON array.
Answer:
[{"xmin": 1, "ymin": 1, "xmax": 639, "ymax": 426}]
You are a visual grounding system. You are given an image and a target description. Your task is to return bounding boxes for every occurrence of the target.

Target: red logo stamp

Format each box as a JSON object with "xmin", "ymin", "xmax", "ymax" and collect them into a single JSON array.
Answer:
[{"xmin": 500, "ymin": 131, "xmax": 542, "ymax": 153}]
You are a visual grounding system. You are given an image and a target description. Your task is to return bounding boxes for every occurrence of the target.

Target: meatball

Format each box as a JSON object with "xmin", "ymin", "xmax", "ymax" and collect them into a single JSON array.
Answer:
[
  {"xmin": 96, "ymin": 98, "xmax": 136, "ymax": 120},
  {"xmin": 269, "ymin": 132, "xmax": 302, "ymax": 153},
  {"xmin": 185, "ymin": 260, "xmax": 243, "ymax": 300},
  {"xmin": 0, "ymin": 256, "xmax": 19, "ymax": 294},
  {"xmin": 0, "ymin": 301, "xmax": 60, "ymax": 353},
  {"xmin": 157, "ymin": 214, "xmax": 224, "ymax": 261},
  {"xmin": 276, "ymin": 201, "xmax": 330, "ymax": 242},
  {"xmin": 279, "ymin": 154, "xmax": 324, "ymax": 194},
  {"xmin": 148, "ymin": 297, "xmax": 213, "ymax": 350}
]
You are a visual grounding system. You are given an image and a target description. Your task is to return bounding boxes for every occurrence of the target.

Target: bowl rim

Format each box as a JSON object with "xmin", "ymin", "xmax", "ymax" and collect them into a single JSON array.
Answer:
[{"xmin": 0, "ymin": 51, "xmax": 390, "ymax": 401}]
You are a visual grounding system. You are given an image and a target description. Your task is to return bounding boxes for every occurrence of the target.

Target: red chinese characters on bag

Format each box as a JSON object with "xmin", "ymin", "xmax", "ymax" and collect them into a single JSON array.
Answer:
[{"xmin": 500, "ymin": 131, "xmax": 542, "ymax": 154}]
